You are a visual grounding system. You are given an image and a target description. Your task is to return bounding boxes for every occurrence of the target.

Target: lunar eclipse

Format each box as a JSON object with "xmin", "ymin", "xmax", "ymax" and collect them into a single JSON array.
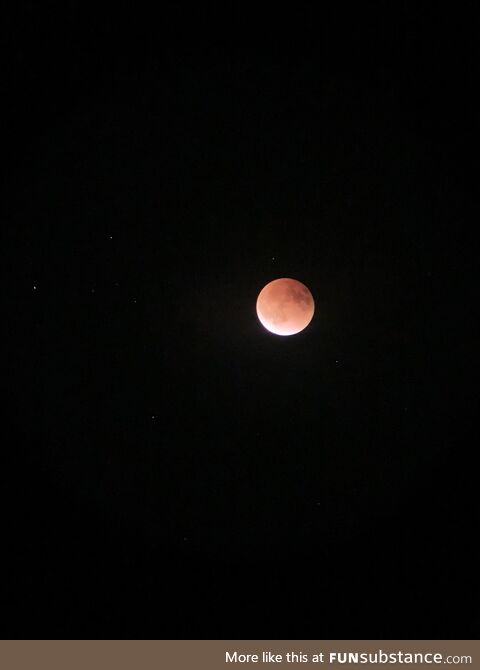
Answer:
[{"xmin": 256, "ymin": 278, "xmax": 315, "ymax": 336}]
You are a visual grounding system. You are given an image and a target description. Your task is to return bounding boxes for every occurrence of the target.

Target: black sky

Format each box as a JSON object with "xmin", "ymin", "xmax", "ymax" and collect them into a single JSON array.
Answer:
[{"xmin": 4, "ymin": 3, "xmax": 478, "ymax": 638}]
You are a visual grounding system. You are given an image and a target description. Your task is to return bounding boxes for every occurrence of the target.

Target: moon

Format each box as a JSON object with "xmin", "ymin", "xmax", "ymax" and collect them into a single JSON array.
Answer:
[{"xmin": 256, "ymin": 278, "xmax": 315, "ymax": 336}]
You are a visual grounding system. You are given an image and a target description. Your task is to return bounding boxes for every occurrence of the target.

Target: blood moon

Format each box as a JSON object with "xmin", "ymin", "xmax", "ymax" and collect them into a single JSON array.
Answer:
[{"xmin": 256, "ymin": 277, "xmax": 314, "ymax": 336}]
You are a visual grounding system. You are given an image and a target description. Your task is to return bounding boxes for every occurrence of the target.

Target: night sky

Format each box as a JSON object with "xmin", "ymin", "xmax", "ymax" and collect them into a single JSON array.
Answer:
[{"xmin": 4, "ymin": 4, "xmax": 477, "ymax": 638}]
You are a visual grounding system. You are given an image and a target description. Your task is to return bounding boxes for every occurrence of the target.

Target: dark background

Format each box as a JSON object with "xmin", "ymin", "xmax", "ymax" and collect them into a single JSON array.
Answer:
[{"xmin": 3, "ymin": 3, "xmax": 478, "ymax": 638}]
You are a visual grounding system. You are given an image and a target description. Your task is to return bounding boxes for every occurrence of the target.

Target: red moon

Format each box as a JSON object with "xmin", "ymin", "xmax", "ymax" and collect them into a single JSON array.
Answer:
[{"xmin": 256, "ymin": 278, "xmax": 315, "ymax": 336}]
